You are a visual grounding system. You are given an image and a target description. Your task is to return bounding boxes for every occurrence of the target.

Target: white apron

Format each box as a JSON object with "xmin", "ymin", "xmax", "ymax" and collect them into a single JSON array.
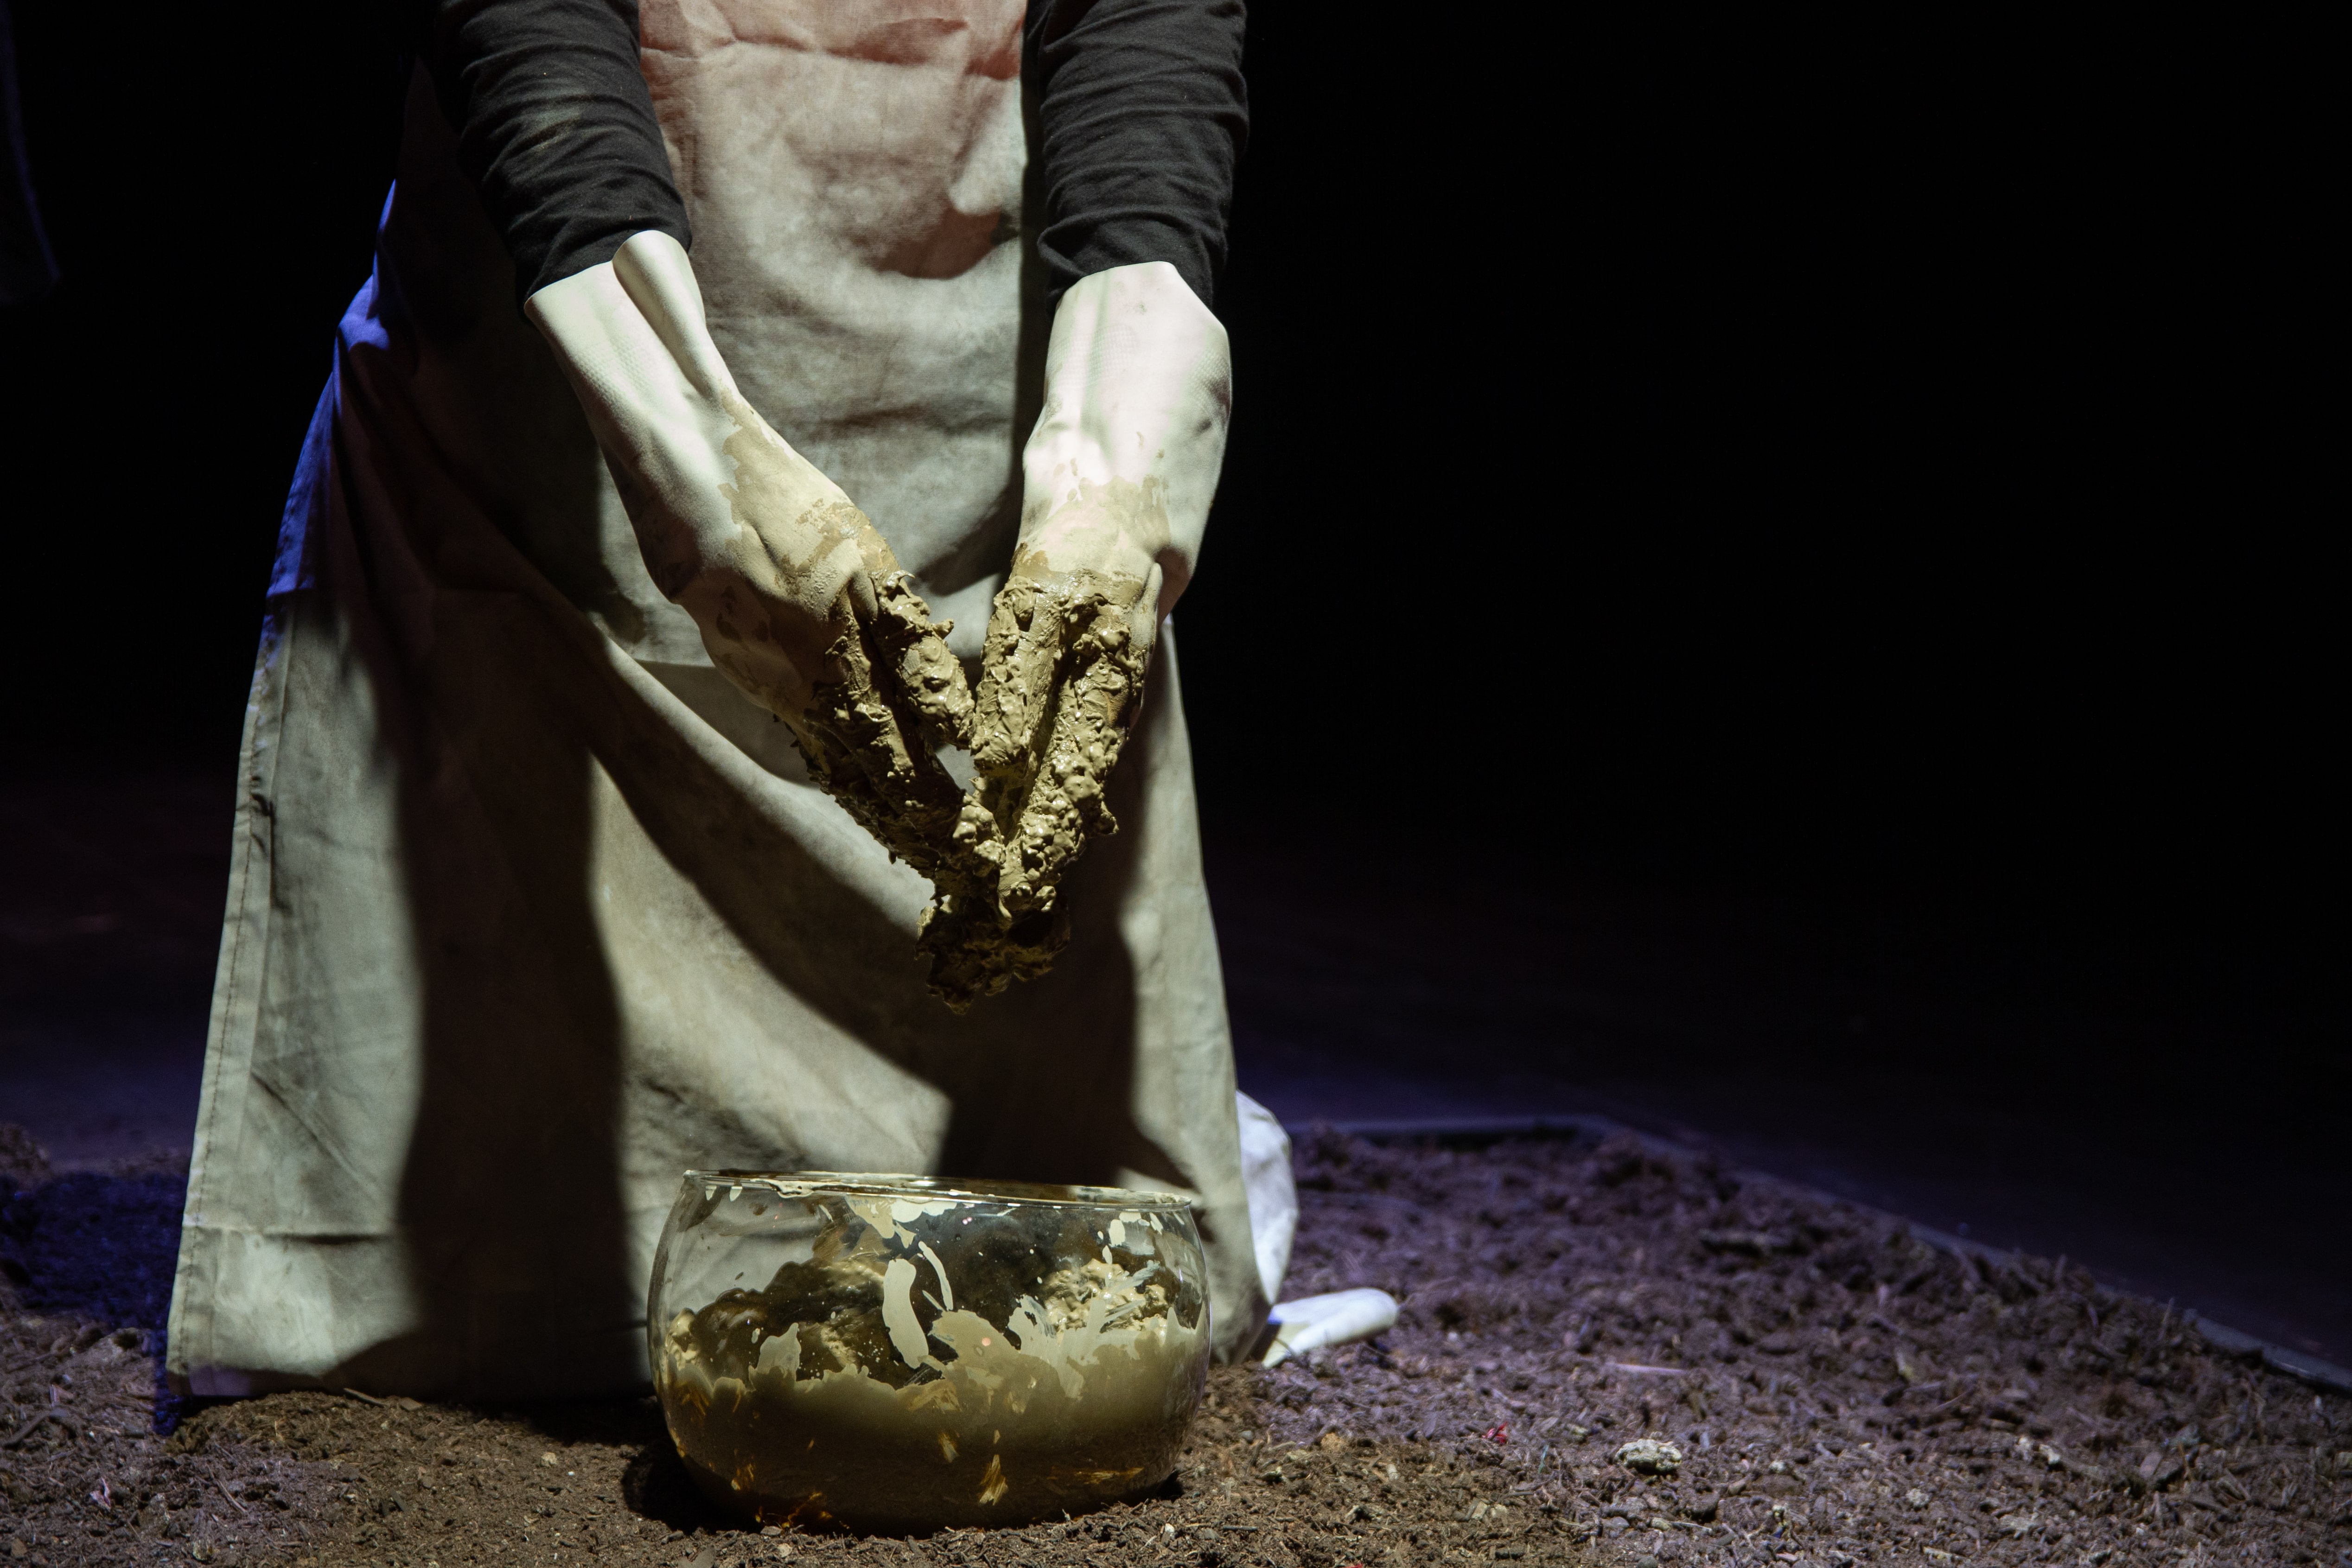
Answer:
[{"xmin": 165, "ymin": 0, "xmax": 1263, "ymax": 1398}]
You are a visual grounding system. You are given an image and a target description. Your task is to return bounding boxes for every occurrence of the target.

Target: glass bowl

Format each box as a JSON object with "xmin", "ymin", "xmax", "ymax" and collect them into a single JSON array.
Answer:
[{"xmin": 647, "ymin": 1171, "xmax": 1211, "ymax": 1531}]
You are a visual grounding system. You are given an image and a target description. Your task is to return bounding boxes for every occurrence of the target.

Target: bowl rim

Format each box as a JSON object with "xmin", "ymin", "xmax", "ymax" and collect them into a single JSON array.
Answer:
[{"xmin": 681, "ymin": 1169, "xmax": 1197, "ymax": 1211}]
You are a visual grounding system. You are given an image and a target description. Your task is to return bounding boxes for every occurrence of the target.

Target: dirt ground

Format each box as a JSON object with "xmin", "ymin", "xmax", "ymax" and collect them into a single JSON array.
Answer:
[{"xmin": 3, "ymin": 1122, "xmax": 2347, "ymax": 1567}]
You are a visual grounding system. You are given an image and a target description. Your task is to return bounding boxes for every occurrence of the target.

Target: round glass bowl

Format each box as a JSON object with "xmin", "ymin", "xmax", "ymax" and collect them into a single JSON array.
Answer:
[{"xmin": 647, "ymin": 1172, "xmax": 1211, "ymax": 1531}]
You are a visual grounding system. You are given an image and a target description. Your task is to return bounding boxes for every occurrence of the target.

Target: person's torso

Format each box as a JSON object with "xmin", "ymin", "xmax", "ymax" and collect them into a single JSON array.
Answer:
[{"xmin": 366, "ymin": 0, "xmax": 1036, "ymax": 658}]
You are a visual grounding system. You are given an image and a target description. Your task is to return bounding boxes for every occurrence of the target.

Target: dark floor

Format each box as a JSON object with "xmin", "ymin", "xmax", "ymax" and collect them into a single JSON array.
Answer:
[
  {"xmin": 1207, "ymin": 827, "xmax": 2351, "ymax": 1369},
  {"xmin": 3, "ymin": 763, "xmax": 2346, "ymax": 1372},
  {"xmin": 1, "ymin": 768, "xmax": 224, "ymax": 1168}
]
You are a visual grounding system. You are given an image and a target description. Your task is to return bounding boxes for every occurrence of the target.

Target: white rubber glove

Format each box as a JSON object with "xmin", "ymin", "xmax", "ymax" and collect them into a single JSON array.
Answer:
[
  {"xmin": 528, "ymin": 233, "xmax": 975, "ymax": 877},
  {"xmin": 921, "ymin": 261, "xmax": 1232, "ymax": 1007},
  {"xmin": 1260, "ymin": 1288, "xmax": 1401, "ymax": 1368}
]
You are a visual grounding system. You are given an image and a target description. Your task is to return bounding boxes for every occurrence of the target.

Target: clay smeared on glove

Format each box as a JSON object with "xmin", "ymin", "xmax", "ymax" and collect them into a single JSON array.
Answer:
[
  {"xmin": 691, "ymin": 392, "xmax": 980, "ymax": 884},
  {"xmin": 778, "ymin": 568, "xmax": 977, "ymax": 888},
  {"xmin": 716, "ymin": 256, "xmax": 1225, "ymax": 1013},
  {"xmin": 916, "ymin": 478, "xmax": 1167, "ymax": 1012}
]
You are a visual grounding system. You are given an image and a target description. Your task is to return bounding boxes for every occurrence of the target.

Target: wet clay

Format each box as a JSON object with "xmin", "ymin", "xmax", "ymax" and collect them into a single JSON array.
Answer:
[
  {"xmin": 781, "ymin": 568, "xmax": 980, "ymax": 889},
  {"xmin": 676, "ymin": 394, "xmax": 982, "ymax": 884},
  {"xmin": 916, "ymin": 555, "xmax": 1154, "ymax": 1010},
  {"xmin": 653, "ymin": 1184, "xmax": 1208, "ymax": 1531},
  {"xmin": 687, "ymin": 434, "xmax": 1166, "ymax": 1011}
]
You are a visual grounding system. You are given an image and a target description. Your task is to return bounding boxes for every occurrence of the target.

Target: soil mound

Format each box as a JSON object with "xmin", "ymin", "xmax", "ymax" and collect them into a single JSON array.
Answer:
[{"xmin": 1, "ymin": 1124, "xmax": 2344, "ymax": 1566}]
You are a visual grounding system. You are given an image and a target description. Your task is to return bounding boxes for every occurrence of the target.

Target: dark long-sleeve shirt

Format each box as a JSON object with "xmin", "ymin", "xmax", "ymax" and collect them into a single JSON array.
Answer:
[
  {"xmin": 414, "ymin": 0, "xmax": 1246, "ymax": 307},
  {"xmin": 1026, "ymin": 0, "xmax": 1247, "ymax": 307}
]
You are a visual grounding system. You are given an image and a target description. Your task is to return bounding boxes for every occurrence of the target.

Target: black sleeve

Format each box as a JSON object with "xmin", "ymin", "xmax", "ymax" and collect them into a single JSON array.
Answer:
[
  {"xmin": 414, "ymin": 0, "xmax": 690, "ymax": 304},
  {"xmin": 1026, "ymin": 0, "xmax": 1247, "ymax": 309}
]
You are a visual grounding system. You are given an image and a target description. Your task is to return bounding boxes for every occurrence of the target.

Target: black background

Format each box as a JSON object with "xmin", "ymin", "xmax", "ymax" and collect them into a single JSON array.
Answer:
[{"xmin": 0, "ymin": 10, "xmax": 2337, "ymax": 1127}]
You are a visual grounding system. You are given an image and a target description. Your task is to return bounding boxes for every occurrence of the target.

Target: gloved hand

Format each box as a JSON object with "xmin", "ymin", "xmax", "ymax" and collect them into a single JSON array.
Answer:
[
  {"xmin": 529, "ymin": 232, "xmax": 975, "ymax": 878},
  {"xmin": 920, "ymin": 261, "xmax": 1233, "ymax": 1007}
]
